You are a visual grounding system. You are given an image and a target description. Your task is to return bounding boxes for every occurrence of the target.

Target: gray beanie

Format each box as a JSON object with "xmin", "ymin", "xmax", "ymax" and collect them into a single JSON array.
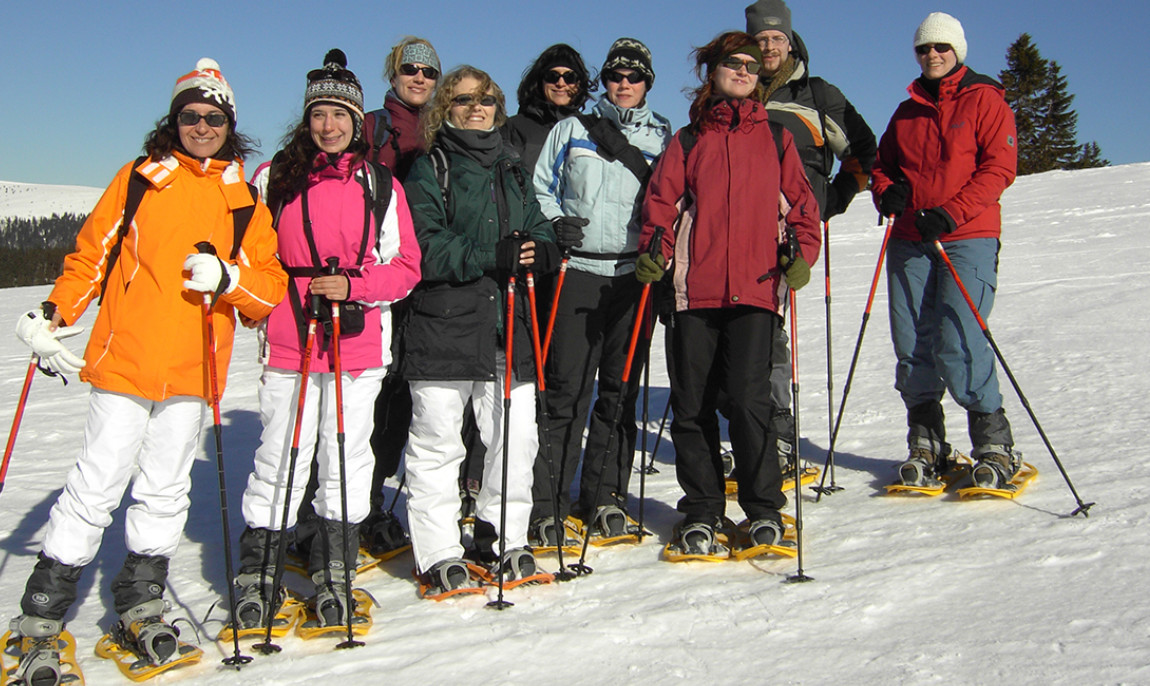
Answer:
[
  {"xmin": 914, "ymin": 12, "xmax": 967, "ymax": 63},
  {"xmin": 745, "ymin": 0, "xmax": 793, "ymax": 42},
  {"xmin": 601, "ymin": 37, "xmax": 655, "ymax": 88}
]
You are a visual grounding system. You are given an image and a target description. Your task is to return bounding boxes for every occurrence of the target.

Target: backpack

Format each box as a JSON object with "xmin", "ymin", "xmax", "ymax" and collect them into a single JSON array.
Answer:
[
  {"xmin": 574, "ymin": 113, "xmax": 653, "ymax": 186},
  {"xmin": 676, "ymin": 119, "xmax": 786, "ymax": 165},
  {"xmin": 99, "ymin": 156, "xmax": 256, "ymax": 304},
  {"xmin": 364, "ymin": 108, "xmax": 400, "ymax": 162}
]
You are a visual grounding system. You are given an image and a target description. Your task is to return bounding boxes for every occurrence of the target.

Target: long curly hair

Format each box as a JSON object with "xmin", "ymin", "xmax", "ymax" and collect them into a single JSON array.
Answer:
[
  {"xmin": 687, "ymin": 31, "xmax": 766, "ymax": 130},
  {"xmin": 516, "ymin": 43, "xmax": 594, "ymax": 113},
  {"xmin": 421, "ymin": 66, "xmax": 508, "ymax": 150},
  {"xmin": 266, "ymin": 105, "xmax": 370, "ymax": 213},
  {"xmin": 142, "ymin": 113, "xmax": 256, "ymax": 162}
]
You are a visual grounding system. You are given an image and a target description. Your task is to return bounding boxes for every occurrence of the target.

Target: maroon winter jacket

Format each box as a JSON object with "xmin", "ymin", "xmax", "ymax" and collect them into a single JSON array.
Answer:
[
  {"xmin": 364, "ymin": 90, "xmax": 425, "ymax": 182},
  {"xmin": 871, "ymin": 66, "xmax": 1017, "ymax": 242},
  {"xmin": 640, "ymin": 98, "xmax": 820, "ymax": 314}
]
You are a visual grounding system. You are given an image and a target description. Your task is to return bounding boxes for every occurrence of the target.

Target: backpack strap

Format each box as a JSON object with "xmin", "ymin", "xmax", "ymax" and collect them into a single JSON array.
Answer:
[
  {"xmin": 98, "ymin": 156, "xmax": 149, "ymax": 304},
  {"xmin": 807, "ymin": 77, "xmax": 834, "ymax": 178},
  {"xmin": 428, "ymin": 146, "xmax": 453, "ymax": 224},
  {"xmin": 366, "ymin": 108, "xmax": 401, "ymax": 161},
  {"xmin": 576, "ymin": 113, "xmax": 652, "ymax": 185},
  {"xmin": 229, "ymin": 183, "xmax": 258, "ymax": 260}
]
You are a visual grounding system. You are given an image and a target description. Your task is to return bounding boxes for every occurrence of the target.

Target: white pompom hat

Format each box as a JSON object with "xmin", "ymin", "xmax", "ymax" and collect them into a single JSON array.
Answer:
[
  {"xmin": 170, "ymin": 58, "xmax": 236, "ymax": 122},
  {"xmin": 914, "ymin": 12, "xmax": 967, "ymax": 64}
]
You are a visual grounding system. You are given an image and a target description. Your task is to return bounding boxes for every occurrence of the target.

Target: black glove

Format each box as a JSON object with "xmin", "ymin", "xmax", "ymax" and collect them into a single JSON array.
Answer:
[
  {"xmin": 552, "ymin": 216, "xmax": 589, "ymax": 251},
  {"xmin": 879, "ymin": 183, "xmax": 910, "ymax": 218},
  {"xmin": 914, "ymin": 207, "xmax": 956, "ymax": 243},
  {"xmin": 530, "ymin": 240, "xmax": 561, "ymax": 274},
  {"xmin": 824, "ymin": 172, "xmax": 860, "ymax": 220},
  {"xmin": 495, "ymin": 235, "xmax": 526, "ymax": 275}
]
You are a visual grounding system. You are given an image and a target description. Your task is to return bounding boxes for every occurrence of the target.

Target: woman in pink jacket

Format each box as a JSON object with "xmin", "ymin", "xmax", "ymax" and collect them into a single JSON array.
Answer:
[{"xmin": 233, "ymin": 50, "xmax": 420, "ymax": 632}]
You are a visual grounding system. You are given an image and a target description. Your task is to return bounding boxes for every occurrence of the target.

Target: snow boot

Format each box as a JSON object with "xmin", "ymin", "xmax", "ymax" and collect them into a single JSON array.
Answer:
[
  {"xmin": 748, "ymin": 519, "xmax": 785, "ymax": 547},
  {"xmin": 771, "ymin": 408, "xmax": 797, "ymax": 474},
  {"xmin": 362, "ymin": 510, "xmax": 409, "ymax": 557},
  {"xmin": 971, "ymin": 448, "xmax": 1021, "ymax": 489},
  {"xmin": 112, "ymin": 599, "xmax": 178, "ymax": 666},
  {"xmin": 20, "ymin": 555, "xmax": 82, "ymax": 623},
  {"xmin": 492, "ymin": 548, "xmax": 536, "ymax": 581},
  {"xmin": 592, "ymin": 505, "xmax": 628, "ymax": 538},
  {"xmin": 529, "ymin": 516, "xmax": 564, "ymax": 547},
  {"xmin": 720, "ymin": 449, "xmax": 735, "ymax": 479},
  {"xmin": 8, "ymin": 615, "xmax": 65, "ymax": 686},
  {"xmin": 678, "ymin": 521, "xmax": 717, "ymax": 556},
  {"xmin": 309, "ymin": 519, "xmax": 360, "ymax": 627},
  {"xmin": 233, "ymin": 573, "xmax": 286, "ymax": 630},
  {"xmin": 110, "ymin": 553, "xmax": 169, "ymax": 616},
  {"xmin": 309, "ymin": 570, "xmax": 354, "ymax": 628},
  {"xmin": 426, "ymin": 558, "xmax": 473, "ymax": 594}
]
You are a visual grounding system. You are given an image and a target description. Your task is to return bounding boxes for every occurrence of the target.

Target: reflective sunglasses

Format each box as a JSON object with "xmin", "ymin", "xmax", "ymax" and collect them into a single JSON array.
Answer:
[
  {"xmin": 719, "ymin": 57, "xmax": 762, "ymax": 75},
  {"xmin": 399, "ymin": 63, "xmax": 440, "ymax": 80},
  {"xmin": 915, "ymin": 43, "xmax": 953, "ymax": 56},
  {"xmin": 177, "ymin": 110, "xmax": 229, "ymax": 127},
  {"xmin": 603, "ymin": 70, "xmax": 645, "ymax": 85},
  {"xmin": 451, "ymin": 93, "xmax": 498, "ymax": 107},
  {"xmin": 543, "ymin": 70, "xmax": 578, "ymax": 85}
]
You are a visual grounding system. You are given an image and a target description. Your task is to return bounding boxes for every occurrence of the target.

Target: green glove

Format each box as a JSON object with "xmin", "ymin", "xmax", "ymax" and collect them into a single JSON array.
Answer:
[
  {"xmin": 635, "ymin": 253, "xmax": 666, "ymax": 284},
  {"xmin": 779, "ymin": 253, "xmax": 810, "ymax": 291}
]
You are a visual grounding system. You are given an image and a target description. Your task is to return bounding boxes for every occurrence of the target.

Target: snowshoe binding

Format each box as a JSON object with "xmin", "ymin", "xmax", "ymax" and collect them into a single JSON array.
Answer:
[
  {"xmin": 528, "ymin": 516, "xmax": 583, "ymax": 556},
  {"xmin": 664, "ymin": 520, "xmax": 730, "ymax": 563},
  {"xmin": 569, "ymin": 506, "xmax": 648, "ymax": 547},
  {"xmin": 731, "ymin": 516, "xmax": 798, "ymax": 561},
  {"xmin": 481, "ymin": 548, "xmax": 554, "ymax": 591},
  {"xmin": 1, "ymin": 616, "xmax": 84, "ymax": 686},
  {"xmin": 885, "ymin": 444, "xmax": 971, "ymax": 496},
  {"xmin": 217, "ymin": 576, "xmax": 303, "ymax": 642},
  {"xmin": 959, "ymin": 449, "xmax": 1037, "ymax": 499},
  {"xmin": 362, "ymin": 511, "xmax": 412, "ymax": 561},
  {"xmin": 416, "ymin": 558, "xmax": 486, "ymax": 601},
  {"xmin": 297, "ymin": 569, "xmax": 375, "ymax": 639},
  {"xmin": 94, "ymin": 599, "xmax": 202, "ymax": 681}
]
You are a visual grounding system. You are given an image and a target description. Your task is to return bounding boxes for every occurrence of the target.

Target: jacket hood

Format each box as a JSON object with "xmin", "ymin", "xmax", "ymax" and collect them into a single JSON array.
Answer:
[
  {"xmin": 908, "ymin": 65, "xmax": 1004, "ymax": 106},
  {"xmin": 702, "ymin": 97, "xmax": 767, "ymax": 134}
]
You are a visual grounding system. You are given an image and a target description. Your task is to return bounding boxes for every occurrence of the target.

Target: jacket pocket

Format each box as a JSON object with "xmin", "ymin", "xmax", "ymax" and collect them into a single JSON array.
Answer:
[{"xmin": 401, "ymin": 281, "xmax": 497, "ymax": 380}]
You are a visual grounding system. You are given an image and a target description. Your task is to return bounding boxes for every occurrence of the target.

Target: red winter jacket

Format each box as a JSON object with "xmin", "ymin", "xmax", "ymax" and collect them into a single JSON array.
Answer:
[
  {"xmin": 871, "ymin": 66, "xmax": 1017, "ymax": 242},
  {"xmin": 640, "ymin": 98, "xmax": 820, "ymax": 314}
]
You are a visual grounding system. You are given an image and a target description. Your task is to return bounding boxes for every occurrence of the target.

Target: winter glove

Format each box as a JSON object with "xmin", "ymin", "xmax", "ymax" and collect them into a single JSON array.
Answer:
[
  {"xmin": 183, "ymin": 253, "xmax": 238, "ymax": 295},
  {"xmin": 878, "ymin": 183, "xmax": 910, "ymax": 218},
  {"xmin": 495, "ymin": 235, "xmax": 527, "ymax": 275},
  {"xmin": 552, "ymin": 216, "xmax": 589, "ymax": 251},
  {"xmin": 779, "ymin": 253, "xmax": 811, "ymax": 291},
  {"xmin": 824, "ymin": 172, "xmax": 861, "ymax": 220},
  {"xmin": 635, "ymin": 253, "xmax": 666, "ymax": 284},
  {"xmin": 914, "ymin": 207, "xmax": 957, "ymax": 243},
  {"xmin": 15, "ymin": 309, "xmax": 86, "ymax": 375},
  {"xmin": 530, "ymin": 240, "xmax": 561, "ymax": 274}
]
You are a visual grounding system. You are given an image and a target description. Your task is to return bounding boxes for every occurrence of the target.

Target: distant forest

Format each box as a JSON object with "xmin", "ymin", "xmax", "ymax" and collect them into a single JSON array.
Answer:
[{"xmin": 0, "ymin": 213, "xmax": 86, "ymax": 287}]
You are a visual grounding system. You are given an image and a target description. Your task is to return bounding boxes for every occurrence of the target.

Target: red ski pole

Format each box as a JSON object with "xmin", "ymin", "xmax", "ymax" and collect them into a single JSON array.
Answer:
[
  {"xmin": 488, "ymin": 272, "xmax": 517, "ymax": 610},
  {"xmin": 932, "ymin": 241, "xmax": 1093, "ymax": 517},
  {"xmin": 0, "ymin": 355, "xmax": 38, "ymax": 494},
  {"xmin": 540, "ymin": 251, "xmax": 569, "ymax": 368}
]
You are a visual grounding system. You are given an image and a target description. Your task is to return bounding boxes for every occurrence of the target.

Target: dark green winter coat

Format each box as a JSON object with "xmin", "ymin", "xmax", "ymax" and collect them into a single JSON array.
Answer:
[{"xmin": 400, "ymin": 143, "xmax": 555, "ymax": 381}]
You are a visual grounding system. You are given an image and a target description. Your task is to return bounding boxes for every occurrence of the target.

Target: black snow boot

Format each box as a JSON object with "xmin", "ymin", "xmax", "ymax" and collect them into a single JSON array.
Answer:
[
  {"xmin": 233, "ymin": 526, "xmax": 286, "ymax": 630},
  {"xmin": 969, "ymin": 408, "xmax": 1019, "ymax": 488},
  {"xmin": 361, "ymin": 510, "xmax": 409, "ymax": 557},
  {"xmin": 309, "ymin": 519, "xmax": 360, "ymax": 627},
  {"xmin": 20, "ymin": 554, "xmax": 83, "ymax": 621},
  {"xmin": 899, "ymin": 400, "xmax": 952, "ymax": 486},
  {"xmin": 770, "ymin": 408, "xmax": 797, "ymax": 473},
  {"xmin": 110, "ymin": 553, "xmax": 169, "ymax": 616}
]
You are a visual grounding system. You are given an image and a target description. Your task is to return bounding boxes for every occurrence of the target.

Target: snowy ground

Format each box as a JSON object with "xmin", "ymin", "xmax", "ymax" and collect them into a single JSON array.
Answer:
[
  {"xmin": 1, "ymin": 164, "xmax": 1148, "ymax": 684},
  {"xmin": 0, "ymin": 181, "xmax": 102, "ymax": 221}
]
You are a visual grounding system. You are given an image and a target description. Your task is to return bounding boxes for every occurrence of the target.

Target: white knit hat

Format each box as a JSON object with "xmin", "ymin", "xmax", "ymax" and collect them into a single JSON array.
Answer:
[
  {"xmin": 171, "ymin": 58, "xmax": 236, "ymax": 122},
  {"xmin": 914, "ymin": 12, "xmax": 967, "ymax": 63}
]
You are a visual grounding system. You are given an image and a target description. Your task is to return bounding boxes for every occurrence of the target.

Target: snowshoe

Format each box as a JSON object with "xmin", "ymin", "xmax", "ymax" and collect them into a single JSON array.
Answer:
[
  {"xmin": 94, "ymin": 600, "xmax": 201, "ymax": 681},
  {"xmin": 415, "ymin": 559, "xmax": 487, "ymax": 601},
  {"xmin": 527, "ymin": 517, "xmax": 583, "ymax": 556},
  {"xmin": 296, "ymin": 587, "xmax": 376, "ymax": 639},
  {"xmin": 0, "ymin": 616, "xmax": 84, "ymax": 686},
  {"xmin": 479, "ymin": 548, "xmax": 554, "ymax": 591},
  {"xmin": 898, "ymin": 448, "xmax": 943, "ymax": 488},
  {"xmin": 885, "ymin": 451, "xmax": 972, "ymax": 496},
  {"xmin": 217, "ymin": 579, "xmax": 304, "ymax": 642},
  {"xmin": 959, "ymin": 451, "xmax": 1037, "ymax": 500},
  {"xmin": 663, "ymin": 520, "xmax": 730, "ymax": 563},
  {"xmin": 362, "ymin": 511, "xmax": 412, "ymax": 562},
  {"xmin": 569, "ymin": 508, "xmax": 649, "ymax": 547},
  {"xmin": 731, "ymin": 516, "xmax": 798, "ymax": 561},
  {"xmin": 726, "ymin": 464, "xmax": 821, "ymax": 497}
]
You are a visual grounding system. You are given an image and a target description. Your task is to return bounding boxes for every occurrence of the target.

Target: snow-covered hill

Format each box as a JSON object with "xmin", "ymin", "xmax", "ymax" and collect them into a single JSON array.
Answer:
[
  {"xmin": 0, "ymin": 180, "xmax": 102, "ymax": 221},
  {"xmin": 1, "ymin": 163, "xmax": 1148, "ymax": 684}
]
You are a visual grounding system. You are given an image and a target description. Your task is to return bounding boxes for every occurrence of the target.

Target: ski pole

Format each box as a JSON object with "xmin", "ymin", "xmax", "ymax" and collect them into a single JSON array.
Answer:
[
  {"xmin": 488, "ymin": 271, "xmax": 517, "ymax": 610},
  {"xmin": 526, "ymin": 271, "xmax": 574, "ymax": 582},
  {"xmin": 193, "ymin": 242, "xmax": 252, "ymax": 668},
  {"xmin": 642, "ymin": 397, "xmax": 671, "ymax": 475},
  {"xmin": 783, "ymin": 288, "xmax": 813, "ymax": 584},
  {"xmin": 932, "ymin": 241, "xmax": 1094, "ymax": 517},
  {"xmin": 540, "ymin": 250, "xmax": 570, "ymax": 368},
  {"xmin": 572, "ymin": 227, "xmax": 664, "ymax": 576},
  {"xmin": 636, "ymin": 319, "xmax": 653, "ymax": 543},
  {"xmin": 324, "ymin": 258, "xmax": 363, "ymax": 649},
  {"xmin": 256, "ymin": 276, "xmax": 321, "ymax": 655},
  {"xmin": 821, "ymin": 220, "xmax": 839, "ymax": 494},
  {"xmin": 815, "ymin": 218, "xmax": 893, "ymax": 501},
  {"xmin": 0, "ymin": 355, "xmax": 37, "ymax": 494}
]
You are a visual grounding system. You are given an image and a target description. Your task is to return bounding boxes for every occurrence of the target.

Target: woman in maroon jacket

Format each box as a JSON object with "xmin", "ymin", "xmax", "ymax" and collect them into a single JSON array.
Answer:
[
  {"xmin": 638, "ymin": 31, "xmax": 820, "ymax": 556},
  {"xmin": 870, "ymin": 12, "xmax": 1020, "ymax": 491}
]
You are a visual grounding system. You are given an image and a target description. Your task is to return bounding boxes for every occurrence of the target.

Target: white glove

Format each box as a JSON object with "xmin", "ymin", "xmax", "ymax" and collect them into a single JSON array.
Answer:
[
  {"xmin": 15, "ymin": 310, "xmax": 86, "ymax": 375},
  {"xmin": 183, "ymin": 253, "xmax": 239, "ymax": 295}
]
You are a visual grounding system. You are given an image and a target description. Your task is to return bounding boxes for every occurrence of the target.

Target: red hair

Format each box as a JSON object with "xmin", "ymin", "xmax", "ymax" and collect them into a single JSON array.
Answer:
[{"xmin": 687, "ymin": 31, "xmax": 765, "ymax": 130}]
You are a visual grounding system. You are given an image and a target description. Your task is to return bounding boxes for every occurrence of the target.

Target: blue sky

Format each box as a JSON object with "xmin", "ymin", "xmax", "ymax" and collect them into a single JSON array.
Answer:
[{"xmin": 3, "ymin": 0, "xmax": 1145, "ymax": 187}]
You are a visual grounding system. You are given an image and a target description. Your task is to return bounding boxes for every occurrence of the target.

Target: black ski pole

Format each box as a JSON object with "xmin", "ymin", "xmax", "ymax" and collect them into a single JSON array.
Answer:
[
  {"xmin": 783, "ymin": 288, "xmax": 813, "ymax": 584},
  {"xmin": 815, "ymin": 218, "xmax": 893, "ymax": 501},
  {"xmin": 324, "ymin": 258, "xmax": 363, "ymax": 649},
  {"xmin": 636, "ymin": 333, "xmax": 652, "ymax": 543},
  {"xmin": 572, "ymin": 227, "xmax": 664, "ymax": 576},
  {"xmin": 525, "ymin": 271, "xmax": 575, "ymax": 582},
  {"xmin": 488, "ymin": 272, "xmax": 517, "ymax": 610},
  {"xmin": 193, "ymin": 242, "xmax": 252, "ymax": 668},
  {"xmin": 0, "ymin": 355, "xmax": 37, "ymax": 495},
  {"xmin": 820, "ymin": 220, "xmax": 840, "ymax": 494},
  {"xmin": 255, "ymin": 278, "xmax": 322, "ymax": 655},
  {"xmin": 932, "ymin": 241, "xmax": 1094, "ymax": 517},
  {"xmin": 642, "ymin": 397, "xmax": 671, "ymax": 475}
]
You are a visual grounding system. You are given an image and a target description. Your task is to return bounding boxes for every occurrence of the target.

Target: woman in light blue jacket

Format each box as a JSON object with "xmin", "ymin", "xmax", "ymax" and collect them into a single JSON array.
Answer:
[{"xmin": 529, "ymin": 38, "xmax": 671, "ymax": 546}]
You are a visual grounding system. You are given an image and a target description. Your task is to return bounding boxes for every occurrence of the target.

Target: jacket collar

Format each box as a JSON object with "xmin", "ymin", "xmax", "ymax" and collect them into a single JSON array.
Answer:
[
  {"xmin": 136, "ymin": 151, "xmax": 251, "ymax": 210},
  {"xmin": 594, "ymin": 96, "xmax": 652, "ymax": 129}
]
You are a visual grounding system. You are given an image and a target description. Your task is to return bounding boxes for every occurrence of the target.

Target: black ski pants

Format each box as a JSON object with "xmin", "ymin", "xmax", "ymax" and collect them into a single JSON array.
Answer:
[
  {"xmin": 668, "ymin": 306, "xmax": 786, "ymax": 524},
  {"xmin": 531, "ymin": 270, "xmax": 645, "ymax": 522}
]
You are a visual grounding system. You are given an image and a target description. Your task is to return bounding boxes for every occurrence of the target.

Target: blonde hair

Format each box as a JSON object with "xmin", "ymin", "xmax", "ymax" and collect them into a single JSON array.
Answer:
[{"xmin": 421, "ymin": 65, "xmax": 508, "ymax": 149}]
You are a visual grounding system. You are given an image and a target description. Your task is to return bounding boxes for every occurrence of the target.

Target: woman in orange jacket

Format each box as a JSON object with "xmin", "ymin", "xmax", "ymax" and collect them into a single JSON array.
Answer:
[{"xmin": 8, "ymin": 58, "xmax": 286, "ymax": 680}]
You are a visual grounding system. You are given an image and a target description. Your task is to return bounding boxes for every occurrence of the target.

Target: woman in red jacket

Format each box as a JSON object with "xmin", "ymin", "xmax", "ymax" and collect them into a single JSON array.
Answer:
[
  {"xmin": 870, "ymin": 12, "xmax": 1019, "ymax": 491},
  {"xmin": 639, "ymin": 31, "xmax": 820, "ymax": 557}
]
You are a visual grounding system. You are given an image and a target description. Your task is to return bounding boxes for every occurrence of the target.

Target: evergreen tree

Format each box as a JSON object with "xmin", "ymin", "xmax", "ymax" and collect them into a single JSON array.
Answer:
[{"xmin": 1000, "ymin": 34, "xmax": 1107, "ymax": 174}]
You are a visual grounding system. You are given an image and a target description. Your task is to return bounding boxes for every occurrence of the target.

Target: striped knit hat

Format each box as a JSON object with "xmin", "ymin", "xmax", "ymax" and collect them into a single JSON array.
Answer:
[
  {"xmin": 305, "ymin": 49, "xmax": 365, "ymax": 123},
  {"xmin": 170, "ymin": 58, "xmax": 236, "ymax": 122},
  {"xmin": 601, "ymin": 38, "xmax": 655, "ymax": 89}
]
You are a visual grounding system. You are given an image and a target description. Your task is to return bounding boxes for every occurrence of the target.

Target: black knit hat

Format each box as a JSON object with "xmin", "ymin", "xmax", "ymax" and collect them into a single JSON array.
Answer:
[
  {"xmin": 305, "ymin": 49, "xmax": 365, "ymax": 122},
  {"xmin": 745, "ymin": 0, "xmax": 793, "ymax": 43},
  {"xmin": 601, "ymin": 37, "xmax": 655, "ymax": 89}
]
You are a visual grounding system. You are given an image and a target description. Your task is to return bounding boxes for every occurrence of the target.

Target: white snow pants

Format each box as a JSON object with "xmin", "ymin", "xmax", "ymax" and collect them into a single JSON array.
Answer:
[
  {"xmin": 42, "ymin": 389, "xmax": 205, "ymax": 566},
  {"xmin": 241, "ymin": 366, "xmax": 386, "ymax": 530},
  {"xmin": 405, "ymin": 357, "xmax": 538, "ymax": 573}
]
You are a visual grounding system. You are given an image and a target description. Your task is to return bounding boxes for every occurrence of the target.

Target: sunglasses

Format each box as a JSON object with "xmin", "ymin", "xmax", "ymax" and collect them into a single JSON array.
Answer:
[
  {"xmin": 451, "ymin": 93, "xmax": 498, "ymax": 108},
  {"xmin": 719, "ymin": 57, "xmax": 762, "ymax": 75},
  {"xmin": 915, "ymin": 43, "xmax": 953, "ymax": 56},
  {"xmin": 603, "ymin": 70, "xmax": 645, "ymax": 85},
  {"xmin": 543, "ymin": 70, "xmax": 579, "ymax": 86},
  {"xmin": 177, "ymin": 110, "xmax": 229, "ymax": 127},
  {"xmin": 399, "ymin": 63, "xmax": 440, "ymax": 80}
]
